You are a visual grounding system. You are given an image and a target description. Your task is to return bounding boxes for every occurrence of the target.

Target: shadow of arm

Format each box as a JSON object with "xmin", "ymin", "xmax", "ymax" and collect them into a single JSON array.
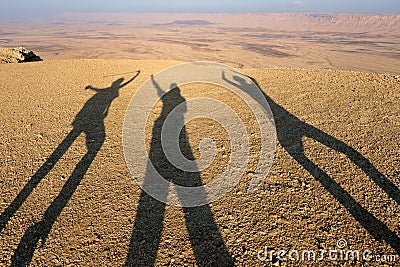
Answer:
[
  {"xmin": 85, "ymin": 85, "xmax": 103, "ymax": 93},
  {"xmin": 120, "ymin": 70, "xmax": 141, "ymax": 89},
  {"xmin": 151, "ymin": 75, "xmax": 165, "ymax": 97}
]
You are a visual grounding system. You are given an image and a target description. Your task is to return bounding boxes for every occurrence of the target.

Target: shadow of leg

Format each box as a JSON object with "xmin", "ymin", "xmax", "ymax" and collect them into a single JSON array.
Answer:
[
  {"xmin": 124, "ymin": 191, "xmax": 168, "ymax": 267},
  {"xmin": 307, "ymin": 126, "xmax": 400, "ymax": 205},
  {"xmin": 177, "ymin": 129, "xmax": 234, "ymax": 266},
  {"xmin": 183, "ymin": 205, "xmax": 234, "ymax": 267},
  {"xmin": 292, "ymin": 151, "xmax": 400, "ymax": 254},
  {"xmin": 0, "ymin": 129, "xmax": 81, "ymax": 233},
  {"xmin": 262, "ymin": 90, "xmax": 400, "ymax": 254},
  {"xmin": 10, "ymin": 149, "xmax": 98, "ymax": 266}
]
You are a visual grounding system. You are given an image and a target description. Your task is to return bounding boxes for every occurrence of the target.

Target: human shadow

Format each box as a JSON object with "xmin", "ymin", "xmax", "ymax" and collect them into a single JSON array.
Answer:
[
  {"xmin": 125, "ymin": 76, "xmax": 233, "ymax": 266},
  {"xmin": 222, "ymin": 72, "xmax": 400, "ymax": 255},
  {"xmin": 6, "ymin": 71, "xmax": 140, "ymax": 266}
]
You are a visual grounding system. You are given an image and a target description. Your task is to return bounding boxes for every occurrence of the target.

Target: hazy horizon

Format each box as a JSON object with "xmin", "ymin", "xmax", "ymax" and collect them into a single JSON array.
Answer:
[{"xmin": 1, "ymin": 0, "xmax": 400, "ymax": 21}]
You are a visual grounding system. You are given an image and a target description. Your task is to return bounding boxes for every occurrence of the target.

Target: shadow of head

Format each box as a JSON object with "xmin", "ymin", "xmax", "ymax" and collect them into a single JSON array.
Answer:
[
  {"xmin": 167, "ymin": 82, "xmax": 183, "ymax": 99},
  {"xmin": 170, "ymin": 82, "xmax": 179, "ymax": 90},
  {"xmin": 158, "ymin": 83, "xmax": 186, "ymax": 114},
  {"xmin": 233, "ymin": 75, "xmax": 246, "ymax": 84},
  {"xmin": 111, "ymin": 78, "xmax": 124, "ymax": 89},
  {"xmin": 100, "ymin": 77, "xmax": 125, "ymax": 98}
]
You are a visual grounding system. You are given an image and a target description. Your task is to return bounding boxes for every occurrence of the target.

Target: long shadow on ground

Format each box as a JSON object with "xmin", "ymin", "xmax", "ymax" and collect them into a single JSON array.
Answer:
[
  {"xmin": 224, "ymin": 73, "xmax": 400, "ymax": 255},
  {"xmin": 1, "ymin": 71, "xmax": 140, "ymax": 266},
  {"xmin": 124, "ymin": 76, "xmax": 233, "ymax": 266}
]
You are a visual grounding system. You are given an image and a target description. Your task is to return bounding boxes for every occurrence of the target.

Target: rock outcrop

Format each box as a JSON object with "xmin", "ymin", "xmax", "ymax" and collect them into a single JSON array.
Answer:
[{"xmin": 0, "ymin": 47, "xmax": 42, "ymax": 63}]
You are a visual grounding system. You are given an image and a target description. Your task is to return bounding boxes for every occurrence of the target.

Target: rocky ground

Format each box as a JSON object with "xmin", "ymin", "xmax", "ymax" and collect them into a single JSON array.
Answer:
[
  {"xmin": 0, "ymin": 60, "xmax": 399, "ymax": 266},
  {"xmin": 0, "ymin": 47, "xmax": 42, "ymax": 64}
]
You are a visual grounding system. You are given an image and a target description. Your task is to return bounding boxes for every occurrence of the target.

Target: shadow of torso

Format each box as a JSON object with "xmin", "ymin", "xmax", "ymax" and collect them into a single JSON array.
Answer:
[
  {"xmin": 72, "ymin": 87, "xmax": 119, "ymax": 151},
  {"xmin": 150, "ymin": 87, "xmax": 201, "ymax": 187}
]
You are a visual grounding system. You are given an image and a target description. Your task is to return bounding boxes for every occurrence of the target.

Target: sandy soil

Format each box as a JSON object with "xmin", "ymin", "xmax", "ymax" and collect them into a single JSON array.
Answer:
[{"xmin": 0, "ymin": 59, "xmax": 399, "ymax": 266}]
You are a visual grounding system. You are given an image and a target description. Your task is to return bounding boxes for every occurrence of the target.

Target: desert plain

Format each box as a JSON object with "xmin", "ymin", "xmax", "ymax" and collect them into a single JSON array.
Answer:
[{"xmin": 0, "ymin": 13, "xmax": 399, "ymax": 266}]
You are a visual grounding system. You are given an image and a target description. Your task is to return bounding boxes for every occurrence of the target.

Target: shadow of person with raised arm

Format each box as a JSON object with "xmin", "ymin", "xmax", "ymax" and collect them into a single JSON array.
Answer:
[
  {"xmin": 8, "ymin": 71, "xmax": 140, "ymax": 266},
  {"xmin": 125, "ymin": 75, "xmax": 233, "ymax": 266},
  {"xmin": 222, "ymin": 71, "xmax": 400, "ymax": 255}
]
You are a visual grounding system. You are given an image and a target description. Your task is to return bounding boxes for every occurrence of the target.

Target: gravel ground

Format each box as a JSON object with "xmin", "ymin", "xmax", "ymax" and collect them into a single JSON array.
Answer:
[{"xmin": 0, "ymin": 60, "xmax": 399, "ymax": 266}]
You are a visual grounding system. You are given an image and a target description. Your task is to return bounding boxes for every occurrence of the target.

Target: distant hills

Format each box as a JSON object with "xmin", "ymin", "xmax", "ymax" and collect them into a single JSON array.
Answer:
[{"xmin": 154, "ymin": 20, "xmax": 214, "ymax": 26}]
